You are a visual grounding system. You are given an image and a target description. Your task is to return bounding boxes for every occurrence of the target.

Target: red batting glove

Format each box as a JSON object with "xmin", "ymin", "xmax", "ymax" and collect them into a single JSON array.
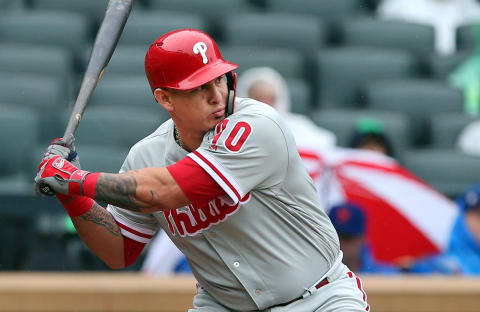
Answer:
[{"xmin": 36, "ymin": 155, "xmax": 100, "ymax": 217}]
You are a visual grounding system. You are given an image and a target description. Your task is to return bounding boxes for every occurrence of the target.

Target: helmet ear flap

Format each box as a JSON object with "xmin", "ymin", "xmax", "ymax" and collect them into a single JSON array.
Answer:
[
  {"xmin": 226, "ymin": 72, "xmax": 237, "ymax": 116},
  {"xmin": 226, "ymin": 89, "xmax": 235, "ymax": 116}
]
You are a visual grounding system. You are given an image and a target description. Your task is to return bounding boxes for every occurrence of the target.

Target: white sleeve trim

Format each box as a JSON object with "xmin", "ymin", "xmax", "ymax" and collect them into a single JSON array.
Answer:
[
  {"xmin": 107, "ymin": 206, "xmax": 156, "ymax": 235},
  {"xmin": 188, "ymin": 151, "xmax": 245, "ymax": 205},
  {"xmin": 120, "ymin": 229, "xmax": 151, "ymax": 244},
  {"xmin": 106, "ymin": 205, "xmax": 156, "ymax": 243}
]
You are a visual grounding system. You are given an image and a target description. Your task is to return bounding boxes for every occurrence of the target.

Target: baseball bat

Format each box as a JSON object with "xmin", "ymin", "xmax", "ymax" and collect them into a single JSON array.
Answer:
[
  {"xmin": 38, "ymin": 0, "xmax": 133, "ymax": 196},
  {"xmin": 64, "ymin": 0, "xmax": 134, "ymax": 139}
]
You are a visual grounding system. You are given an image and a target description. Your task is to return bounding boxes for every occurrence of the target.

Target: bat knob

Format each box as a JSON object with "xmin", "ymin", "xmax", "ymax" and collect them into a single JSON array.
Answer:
[{"xmin": 38, "ymin": 182, "xmax": 56, "ymax": 197}]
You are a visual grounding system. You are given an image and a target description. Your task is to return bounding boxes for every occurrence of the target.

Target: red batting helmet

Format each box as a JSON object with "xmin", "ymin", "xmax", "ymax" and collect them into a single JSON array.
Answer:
[{"xmin": 145, "ymin": 29, "xmax": 238, "ymax": 91}]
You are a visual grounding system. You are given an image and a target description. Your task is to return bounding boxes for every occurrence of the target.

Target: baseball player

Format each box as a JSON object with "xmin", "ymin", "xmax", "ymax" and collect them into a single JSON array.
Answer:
[{"xmin": 35, "ymin": 29, "xmax": 369, "ymax": 311}]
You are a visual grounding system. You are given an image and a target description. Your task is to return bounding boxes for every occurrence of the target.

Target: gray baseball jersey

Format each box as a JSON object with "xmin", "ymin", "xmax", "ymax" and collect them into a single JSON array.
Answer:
[{"xmin": 107, "ymin": 98, "xmax": 340, "ymax": 310}]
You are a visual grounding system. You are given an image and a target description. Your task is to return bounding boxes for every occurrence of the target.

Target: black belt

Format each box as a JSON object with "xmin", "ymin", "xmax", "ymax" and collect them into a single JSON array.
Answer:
[{"xmin": 277, "ymin": 277, "xmax": 329, "ymax": 307}]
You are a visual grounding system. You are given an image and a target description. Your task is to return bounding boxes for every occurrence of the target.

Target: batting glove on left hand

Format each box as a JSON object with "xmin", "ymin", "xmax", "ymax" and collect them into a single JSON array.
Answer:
[{"xmin": 34, "ymin": 155, "xmax": 91, "ymax": 197}]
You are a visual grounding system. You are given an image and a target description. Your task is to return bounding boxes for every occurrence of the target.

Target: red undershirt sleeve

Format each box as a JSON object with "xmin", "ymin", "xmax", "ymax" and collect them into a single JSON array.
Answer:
[
  {"xmin": 123, "ymin": 235, "xmax": 146, "ymax": 267},
  {"xmin": 167, "ymin": 156, "xmax": 226, "ymax": 207}
]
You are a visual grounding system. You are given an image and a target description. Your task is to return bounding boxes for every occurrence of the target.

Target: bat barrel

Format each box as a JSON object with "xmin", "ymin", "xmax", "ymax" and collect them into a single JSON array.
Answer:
[{"xmin": 62, "ymin": 0, "xmax": 133, "ymax": 139}]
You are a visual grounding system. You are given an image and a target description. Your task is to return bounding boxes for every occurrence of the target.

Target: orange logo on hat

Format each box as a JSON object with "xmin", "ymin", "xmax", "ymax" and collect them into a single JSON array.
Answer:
[{"xmin": 337, "ymin": 207, "xmax": 352, "ymax": 224}]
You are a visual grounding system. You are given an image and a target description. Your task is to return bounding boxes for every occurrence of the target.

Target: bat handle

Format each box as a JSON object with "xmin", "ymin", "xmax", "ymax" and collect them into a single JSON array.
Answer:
[
  {"xmin": 63, "ymin": 76, "xmax": 99, "ymax": 140},
  {"xmin": 63, "ymin": 113, "xmax": 83, "ymax": 140},
  {"xmin": 37, "ymin": 182, "xmax": 56, "ymax": 197}
]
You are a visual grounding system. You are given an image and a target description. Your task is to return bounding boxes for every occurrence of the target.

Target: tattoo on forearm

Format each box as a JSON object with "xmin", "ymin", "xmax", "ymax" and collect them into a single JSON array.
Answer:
[
  {"xmin": 95, "ymin": 173, "xmax": 156, "ymax": 212},
  {"xmin": 80, "ymin": 205, "xmax": 121, "ymax": 237}
]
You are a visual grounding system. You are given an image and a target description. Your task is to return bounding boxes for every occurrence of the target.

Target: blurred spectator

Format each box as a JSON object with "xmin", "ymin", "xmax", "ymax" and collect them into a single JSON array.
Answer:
[
  {"xmin": 141, "ymin": 231, "xmax": 191, "ymax": 276},
  {"xmin": 446, "ymin": 16, "xmax": 479, "ymax": 152},
  {"xmin": 449, "ymin": 183, "xmax": 480, "ymax": 274},
  {"xmin": 237, "ymin": 66, "xmax": 337, "ymax": 186},
  {"xmin": 448, "ymin": 25, "xmax": 480, "ymax": 115},
  {"xmin": 408, "ymin": 183, "xmax": 480, "ymax": 274},
  {"xmin": 348, "ymin": 118, "xmax": 394, "ymax": 157},
  {"xmin": 320, "ymin": 117, "xmax": 459, "ymax": 266},
  {"xmin": 377, "ymin": 0, "xmax": 480, "ymax": 55},
  {"xmin": 236, "ymin": 66, "xmax": 337, "ymax": 149},
  {"xmin": 457, "ymin": 120, "xmax": 480, "ymax": 155},
  {"xmin": 328, "ymin": 202, "xmax": 400, "ymax": 274}
]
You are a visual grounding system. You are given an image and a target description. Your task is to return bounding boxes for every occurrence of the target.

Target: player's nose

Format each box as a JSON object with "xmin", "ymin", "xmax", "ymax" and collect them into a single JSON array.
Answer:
[{"xmin": 207, "ymin": 83, "xmax": 223, "ymax": 105}]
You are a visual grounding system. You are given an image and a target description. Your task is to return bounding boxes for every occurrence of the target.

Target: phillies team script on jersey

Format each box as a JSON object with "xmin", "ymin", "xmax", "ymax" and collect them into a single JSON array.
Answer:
[{"xmin": 163, "ymin": 192, "xmax": 251, "ymax": 237}]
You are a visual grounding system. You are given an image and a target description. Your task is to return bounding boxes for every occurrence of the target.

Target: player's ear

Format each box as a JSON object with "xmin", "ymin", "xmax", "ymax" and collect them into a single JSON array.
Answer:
[{"xmin": 154, "ymin": 88, "xmax": 174, "ymax": 112}]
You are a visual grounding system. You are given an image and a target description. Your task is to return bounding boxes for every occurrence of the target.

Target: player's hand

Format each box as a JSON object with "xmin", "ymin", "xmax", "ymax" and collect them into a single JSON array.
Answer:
[
  {"xmin": 44, "ymin": 134, "xmax": 81, "ymax": 169},
  {"xmin": 34, "ymin": 135, "xmax": 81, "ymax": 196},
  {"xmin": 34, "ymin": 155, "xmax": 91, "ymax": 197}
]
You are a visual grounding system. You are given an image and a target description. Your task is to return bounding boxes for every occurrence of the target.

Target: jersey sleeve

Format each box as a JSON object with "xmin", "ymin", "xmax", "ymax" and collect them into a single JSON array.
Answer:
[
  {"xmin": 167, "ymin": 156, "xmax": 226, "ymax": 207},
  {"xmin": 106, "ymin": 148, "xmax": 160, "ymax": 244},
  {"xmin": 188, "ymin": 113, "xmax": 289, "ymax": 205}
]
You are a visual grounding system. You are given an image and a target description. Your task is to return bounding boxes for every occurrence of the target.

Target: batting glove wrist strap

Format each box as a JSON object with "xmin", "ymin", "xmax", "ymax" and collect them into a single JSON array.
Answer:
[
  {"xmin": 57, "ymin": 194, "xmax": 94, "ymax": 218},
  {"xmin": 81, "ymin": 172, "xmax": 100, "ymax": 199},
  {"xmin": 66, "ymin": 169, "xmax": 90, "ymax": 195}
]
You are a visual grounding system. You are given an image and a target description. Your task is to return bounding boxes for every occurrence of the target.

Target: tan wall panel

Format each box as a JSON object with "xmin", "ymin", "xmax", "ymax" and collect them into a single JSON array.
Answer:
[
  {"xmin": 0, "ymin": 273, "xmax": 196, "ymax": 312},
  {"xmin": 362, "ymin": 275, "xmax": 480, "ymax": 312},
  {"xmin": 1, "ymin": 273, "xmax": 480, "ymax": 312}
]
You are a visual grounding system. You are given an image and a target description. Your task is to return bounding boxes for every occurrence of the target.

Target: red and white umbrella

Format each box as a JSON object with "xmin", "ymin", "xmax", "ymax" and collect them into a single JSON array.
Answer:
[{"xmin": 299, "ymin": 147, "xmax": 459, "ymax": 264}]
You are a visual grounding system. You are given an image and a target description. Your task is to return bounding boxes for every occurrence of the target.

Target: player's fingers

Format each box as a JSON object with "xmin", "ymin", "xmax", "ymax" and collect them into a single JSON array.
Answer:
[
  {"xmin": 51, "ymin": 134, "xmax": 76, "ymax": 152},
  {"xmin": 48, "ymin": 135, "xmax": 78, "ymax": 162},
  {"xmin": 50, "ymin": 137, "xmax": 63, "ymax": 145},
  {"xmin": 47, "ymin": 144, "xmax": 71, "ymax": 159},
  {"xmin": 38, "ymin": 154, "xmax": 53, "ymax": 171}
]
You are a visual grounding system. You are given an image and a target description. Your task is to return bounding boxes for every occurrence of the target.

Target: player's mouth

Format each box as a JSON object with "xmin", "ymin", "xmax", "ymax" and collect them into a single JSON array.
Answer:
[{"xmin": 213, "ymin": 107, "xmax": 225, "ymax": 117}]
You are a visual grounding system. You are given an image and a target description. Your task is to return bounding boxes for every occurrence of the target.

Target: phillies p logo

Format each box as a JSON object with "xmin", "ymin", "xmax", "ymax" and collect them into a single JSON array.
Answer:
[{"xmin": 193, "ymin": 41, "xmax": 208, "ymax": 64}]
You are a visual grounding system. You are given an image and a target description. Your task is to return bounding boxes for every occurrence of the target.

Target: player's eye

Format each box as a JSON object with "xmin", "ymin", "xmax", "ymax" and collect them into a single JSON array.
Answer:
[
  {"xmin": 192, "ymin": 76, "xmax": 225, "ymax": 93},
  {"xmin": 215, "ymin": 75, "xmax": 226, "ymax": 85},
  {"xmin": 191, "ymin": 84, "xmax": 207, "ymax": 93}
]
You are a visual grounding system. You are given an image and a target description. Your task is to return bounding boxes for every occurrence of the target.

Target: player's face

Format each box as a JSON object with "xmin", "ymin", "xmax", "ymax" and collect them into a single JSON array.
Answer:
[
  {"xmin": 339, "ymin": 235, "xmax": 364, "ymax": 272},
  {"xmin": 167, "ymin": 75, "xmax": 228, "ymax": 132},
  {"xmin": 358, "ymin": 141, "xmax": 388, "ymax": 156}
]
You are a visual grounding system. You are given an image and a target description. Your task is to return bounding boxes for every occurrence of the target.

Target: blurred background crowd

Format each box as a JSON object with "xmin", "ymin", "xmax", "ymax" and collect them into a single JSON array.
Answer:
[{"xmin": 0, "ymin": 0, "xmax": 479, "ymax": 276}]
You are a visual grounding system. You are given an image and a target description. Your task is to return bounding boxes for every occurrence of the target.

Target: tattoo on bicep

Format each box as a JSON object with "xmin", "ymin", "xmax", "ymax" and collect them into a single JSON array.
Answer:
[
  {"xmin": 80, "ymin": 205, "xmax": 121, "ymax": 237},
  {"xmin": 95, "ymin": 173, "xmax": 157, "ymax": 212}
]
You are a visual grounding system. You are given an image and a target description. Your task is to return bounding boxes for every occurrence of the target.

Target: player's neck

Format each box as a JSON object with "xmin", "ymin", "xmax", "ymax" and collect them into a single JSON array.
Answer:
[{"xmin": 174, "ymin": 125, "xmax": 203, "ymax": 152}]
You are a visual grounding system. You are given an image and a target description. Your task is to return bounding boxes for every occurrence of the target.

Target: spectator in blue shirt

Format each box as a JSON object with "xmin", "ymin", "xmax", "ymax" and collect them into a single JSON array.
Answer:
[
  {"xmin": 408, "ymin": 183, "xmax": 480, "ymax": 275},
  {"xmin": 328, "ymin": 202, "xmax": 400, "ymax": 274},
  {"xmin": 449, "ymin": 183, "xmax": 480, "ymax": 274}
]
